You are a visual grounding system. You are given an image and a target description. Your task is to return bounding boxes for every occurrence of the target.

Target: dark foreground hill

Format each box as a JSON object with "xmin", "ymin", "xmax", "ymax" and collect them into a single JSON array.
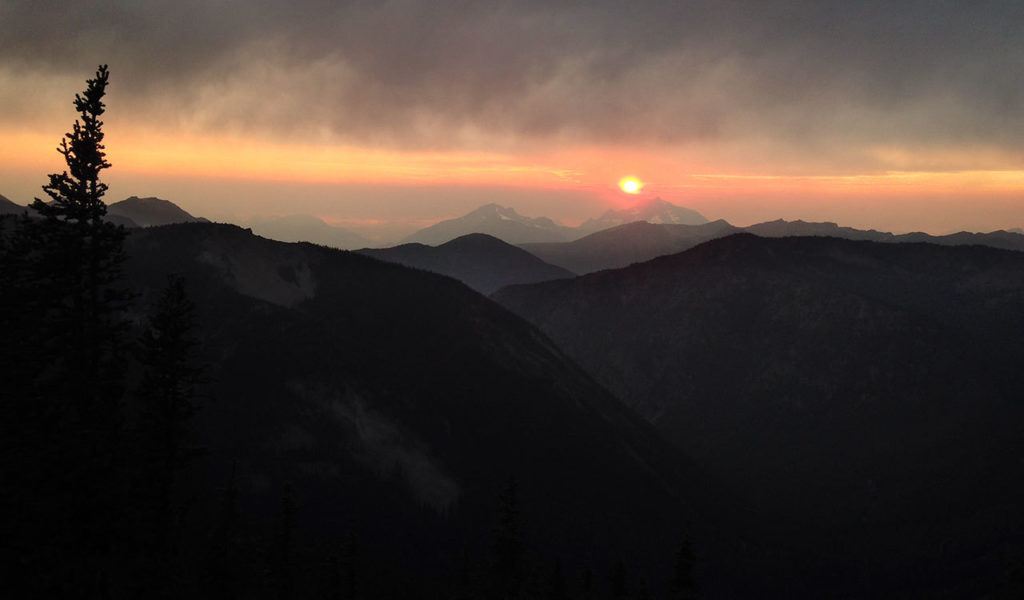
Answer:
[
  {"xmin": 524, "ymin": 219, "xmax": 1024, "ymax": 274},
  {"xmin": 358, "ymin": 233, "xmax": 574, "ymax": 294},
  {"xmin": 496, "ymin": 234, "xmax": 1024, "ymax": 597},
  {"xmin": 121, "ymin": 223, "xmax": 745, "ymax": 598}
]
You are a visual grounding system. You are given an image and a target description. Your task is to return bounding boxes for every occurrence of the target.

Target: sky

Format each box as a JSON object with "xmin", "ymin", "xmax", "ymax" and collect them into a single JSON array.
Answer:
[{"xmin": 1, "ymin": 0, "xmax": 1023, "ymax": 238}]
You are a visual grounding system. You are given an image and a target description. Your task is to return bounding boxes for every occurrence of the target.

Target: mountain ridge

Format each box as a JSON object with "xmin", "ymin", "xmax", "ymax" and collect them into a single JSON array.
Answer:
[
  {"xmin": 250, "ymin": 213, "xmax": 370, "ymax": 249},
  {"xmin": 402, "ymin": 198, "xmax": 709, "ymax": 246},
  {"xmin": 116, "ymin": 221, "xmax": 752, "ymax": 597},
  {"xmin": 107, "ymin": 196, "xmax": 202, "ymax": 227},
  {"xmin": 358, "ymin": 233, "xmax": 574, "ymax": 293},
  {"xmin": 576, "ymin": 197, "xmax": 708, "ymax": 235},
  {"xmin": 402, "ymin": 203, "xmax": 573, "ymax": 245},
  {"xmin": 522, "ymin": 218, "xmax": 1024, "ymax": 274},
  {"xmin": 494, "ymin": 233, "xmax": 1024, "ymax": 596}
]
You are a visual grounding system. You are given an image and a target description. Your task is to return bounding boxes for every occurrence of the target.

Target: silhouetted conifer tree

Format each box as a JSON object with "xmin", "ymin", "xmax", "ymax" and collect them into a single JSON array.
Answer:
[
  {"xmin": 133, "ymin": 274, "xmax": 203, "ymax": 596},
  {"xmin": 1, "ymin": 64, "xmax": 130, "ymax": 599},
  {"xmin": 492, "ymin": 478, "xmax": 524, "ymax": 600},
  {"xmin": 669, "ymin": 536, "xmax": 697, "ymax": 600}
]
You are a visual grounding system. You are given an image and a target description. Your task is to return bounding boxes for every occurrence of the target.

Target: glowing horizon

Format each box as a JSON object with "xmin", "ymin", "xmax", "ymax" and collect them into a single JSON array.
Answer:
[{"xmin": 2, "ymin": 0, "xmax": 1023, "ymax": 238}]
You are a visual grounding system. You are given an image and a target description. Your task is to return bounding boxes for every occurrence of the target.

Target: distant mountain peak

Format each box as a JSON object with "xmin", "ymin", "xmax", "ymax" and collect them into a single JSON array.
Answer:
[
  {"xmin": 359, "ymin": 232, "xmax": 573, "ymax": 293},
  {"xmin": 402, "ymin": 204, "xmax": 571, "ymax": 245},
  {"xmin": 249, "ymin": 214, "xmax": 369, "ymax": 249},
  {"xmin": 107, "ymin": 195, "xmax": 200, "ymax": 227},
  {"xmin": 578, "ymin": 197, "xmax": 708, "ymax": 235},
  {"xmin": 122, "ymin": 195, "xmax": 172, "ymax": 204}
]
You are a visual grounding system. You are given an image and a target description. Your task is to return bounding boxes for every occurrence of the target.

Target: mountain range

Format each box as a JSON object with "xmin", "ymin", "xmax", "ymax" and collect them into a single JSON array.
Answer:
[
  {"xmin": 8, "ymin": 193, "xmax": 1024, "ymax": 596},
  {"xmin": 118, "ymin": 222, "xmax": 750, "ymax": 598},
  {"xmin": 357, "ymin": 233, "xmax": 573, "ymax": 294},
  {"xmin": 402, "ymin": 203, "xmax": 573, "ymax": 245},
  {"xmin": 523, "ymin": 218, "xmax": 1024, "ymax": 274},
  {"xmin": 495, "ymin": 234, "xmax": 1024, "ymax": 597},
  {"xmin": 401, "ymin": 197, "xmax": 709, "ymax": 246},
  {"xmin": 576, "ymin": 197, "xmax": 708, "ymax": 236},
  {"xmin": 249, "ymin": 214, "xmax": 370, "ymax": 250}
]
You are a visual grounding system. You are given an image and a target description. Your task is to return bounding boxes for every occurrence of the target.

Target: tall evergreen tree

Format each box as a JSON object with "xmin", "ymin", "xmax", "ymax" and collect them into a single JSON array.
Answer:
[
  {"xmin": 132, "ymin": 274, "xmax": 203, "ymax": 597},
  {"xmin": 1, "ymin": 64, "xmax": 130, "ymax": 599},
  {"xmin": 492, "ymin": 478, "xmax": 524, "ymax": 600}
]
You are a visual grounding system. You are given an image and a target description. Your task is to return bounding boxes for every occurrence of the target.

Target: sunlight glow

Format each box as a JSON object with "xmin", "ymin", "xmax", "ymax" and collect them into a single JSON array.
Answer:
[{"xmin": 619, "ymin": 176, "xmax": 644, "ymax": 194}]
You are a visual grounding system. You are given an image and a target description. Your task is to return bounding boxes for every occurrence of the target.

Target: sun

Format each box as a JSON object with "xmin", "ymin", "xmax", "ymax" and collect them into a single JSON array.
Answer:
[{"xmin": 618, "ymin": 176, "xmax": 644, "ymax": 195}]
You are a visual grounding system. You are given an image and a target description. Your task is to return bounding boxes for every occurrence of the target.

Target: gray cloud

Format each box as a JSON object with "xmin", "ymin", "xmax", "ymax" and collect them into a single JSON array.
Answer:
[{"xmin": 2, "ymin": 0, "xmax": 1023, "ymax": 164}]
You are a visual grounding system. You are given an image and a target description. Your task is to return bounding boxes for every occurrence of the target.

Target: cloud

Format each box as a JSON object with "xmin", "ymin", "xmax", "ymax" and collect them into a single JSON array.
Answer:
[{"xmin": 1, "ymin": 0, "xmax": 1023, "ymax": 168}]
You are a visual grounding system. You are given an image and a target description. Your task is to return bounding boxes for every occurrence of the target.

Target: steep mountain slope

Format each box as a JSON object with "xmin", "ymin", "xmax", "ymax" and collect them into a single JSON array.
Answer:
[
  {"xmin": 523, "ymin": 220, "xmax": 739, "ymax": 274},
  {"xmin": 526, "ymin": 218, "xmax": 1024, "ymax": 274},
  {"xmin": 403, "ymin": 204, "xmax": 572, "ymax": 245},
  {"xmin": 358, "ymin": 233, "xmax": 573, "ymax": 294},
  {"xmin": 121, "ymin": 223, "xmax": 745, "ymax": 598},
  {"xmin": 496, "ymin": 234, "xmax": 1024, "ymax": 597},
  {"xmin": 250, "ymin": 214, "xmax": 370, "ymax": 249},
  {"xmin": 577, "ymin": 197, "xmax": 708, "ymax": 236},
  {"xmin": 107, "ymin": 196, "xmax": 202, "ymax": 227},
  {"xmin": 0, "ymin": 194, "xmax": 27, "ymax": 215}
]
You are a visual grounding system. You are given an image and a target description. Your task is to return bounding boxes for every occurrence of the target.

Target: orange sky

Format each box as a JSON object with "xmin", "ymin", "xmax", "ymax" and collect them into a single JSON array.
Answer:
[
  {"xmin": 3, "ymin": 2, "xmax": 1023, "ymax": 239},
  {"xmin": 3, "ymin": 123, "xmax": 1023, "ymax": 236}
]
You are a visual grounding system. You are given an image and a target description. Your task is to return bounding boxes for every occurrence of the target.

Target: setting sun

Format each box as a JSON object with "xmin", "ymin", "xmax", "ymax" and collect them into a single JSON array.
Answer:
[{"xmin": 619, "ymin": 176, "xmax": 644, "ymax": 194}]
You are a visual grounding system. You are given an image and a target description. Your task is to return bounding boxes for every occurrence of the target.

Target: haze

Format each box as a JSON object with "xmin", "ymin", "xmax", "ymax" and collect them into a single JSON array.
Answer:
[{"xmin": 2, "ymin": 0, "xmax": 1022, "ymax": 235}]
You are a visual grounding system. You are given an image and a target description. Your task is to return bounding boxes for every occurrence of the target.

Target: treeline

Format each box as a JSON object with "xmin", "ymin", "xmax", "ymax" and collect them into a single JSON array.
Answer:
[
  {"xmin": 0, "ymin": 64, "xmax": 202, "ymax": 598},
  {"xmin": 0, "ymin": 66, "xmax": 696, "ymax": 599}
]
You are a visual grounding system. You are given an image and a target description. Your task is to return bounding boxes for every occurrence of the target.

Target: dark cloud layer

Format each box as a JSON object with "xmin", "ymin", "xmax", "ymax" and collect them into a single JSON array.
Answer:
[{"xmin": 2, "ymin": 0, "xmax": 1023, "ymax": 158}]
